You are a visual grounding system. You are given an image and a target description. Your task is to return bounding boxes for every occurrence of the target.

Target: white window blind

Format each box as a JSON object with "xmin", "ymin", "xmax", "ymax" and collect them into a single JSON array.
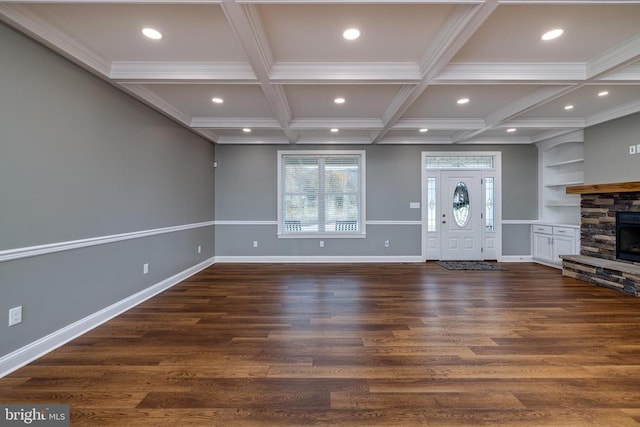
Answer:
[{"xmin": 278, "ymin": 151, "xmax": 365, "ymax": 237}]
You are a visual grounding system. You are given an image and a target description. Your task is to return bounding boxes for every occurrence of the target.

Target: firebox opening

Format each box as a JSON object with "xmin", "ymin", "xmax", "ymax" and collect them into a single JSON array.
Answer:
[{"xmin": 616, "ymin": 212, "xmax": 640, "ymax": 263}]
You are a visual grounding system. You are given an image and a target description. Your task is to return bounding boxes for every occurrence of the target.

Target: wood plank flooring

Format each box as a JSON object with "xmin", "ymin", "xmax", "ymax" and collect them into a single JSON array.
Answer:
[{"xmin": 2, "ymin": 262, "xmax": 640, "ymax": 426}]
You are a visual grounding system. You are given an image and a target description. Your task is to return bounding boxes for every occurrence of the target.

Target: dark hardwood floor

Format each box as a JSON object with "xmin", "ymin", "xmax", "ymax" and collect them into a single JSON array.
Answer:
[{"xmin": 2, "ymin": 262, "xmax": 640, "ymax": 426}]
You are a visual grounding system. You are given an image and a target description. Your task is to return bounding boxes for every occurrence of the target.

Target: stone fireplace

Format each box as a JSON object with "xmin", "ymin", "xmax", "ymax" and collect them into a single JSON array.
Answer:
[{"xmin": 562, "ymin": 181, "xmax": 640, "ymax": 296}]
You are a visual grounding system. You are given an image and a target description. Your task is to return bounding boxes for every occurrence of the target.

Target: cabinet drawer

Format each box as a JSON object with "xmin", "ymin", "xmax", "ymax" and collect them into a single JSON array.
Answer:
[
  {"xmin": 532, "ymin": 225, "xmax": 552, "ymax": 234},
  {"xmin": 553, "ymin": 226, "xmax": 576, "ymax": 237}
]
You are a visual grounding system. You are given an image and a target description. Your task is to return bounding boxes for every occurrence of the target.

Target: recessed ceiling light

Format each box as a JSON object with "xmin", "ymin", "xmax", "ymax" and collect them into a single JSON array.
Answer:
[
  {"xmin": 243, "ymin": 128, "xmax": 251, "ymax": 133},
  {"xmin": 564, "ymin": 105, "xmax": 574, "ymax": 110},
  {"xmin": 598, "ymin": 91, "xmax": 609, "ymax": 97},
  {"xmin": 506, "ymin": 128, "xmax": 517, "ymax": 133},
  {"xmin": 541, "ymin": 29, "xmax": 564, "ymax": 41},
  {"xmin": 142, "ymin": 28, "xmax": 163, "ymax": 40},
  {"xmin": 330, "ymin": 128, "xmax": 339, "ymax": 133},
  {"xmin": 457, "ymin": 98, "xmax": 470, "ymax": 105},
  {"xmin": 343, "ymin": 28, "xmax": 361, "ymax": 41},
  {"xmin": 211, "ymin": 97, "xmax": 224, "ymax": 104},
  {"xmin": 419, "ymin": 128, "xmax": 429, "ymax": 133},
  {"xmin": 334, "ymin": 97, "xmax": 346, "ymax": 104}
]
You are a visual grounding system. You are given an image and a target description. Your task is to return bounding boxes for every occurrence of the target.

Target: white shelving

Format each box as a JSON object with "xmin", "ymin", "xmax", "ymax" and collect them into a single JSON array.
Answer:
[{"xmin": 536, "ymin": 132, "xmax": 584, "ymax": 225}]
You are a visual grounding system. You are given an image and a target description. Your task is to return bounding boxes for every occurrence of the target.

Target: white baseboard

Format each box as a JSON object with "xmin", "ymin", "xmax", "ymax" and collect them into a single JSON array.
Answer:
[
  {"xmin": 214, "ymin": 255, "xmax": 424, "ymax": 263},
  {"xmin": 500, "ymin": 255, "xmax": 533, "ymax": 262},
  {"xmin": 0, "ymin": 257, "xmax": 216, "ymax": 379}
]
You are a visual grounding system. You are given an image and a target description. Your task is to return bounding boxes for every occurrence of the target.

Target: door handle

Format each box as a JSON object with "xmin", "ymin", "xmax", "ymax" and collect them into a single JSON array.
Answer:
[{"xmin": 442, "ymin": 220, "xmax": 447, "ymax": 224}]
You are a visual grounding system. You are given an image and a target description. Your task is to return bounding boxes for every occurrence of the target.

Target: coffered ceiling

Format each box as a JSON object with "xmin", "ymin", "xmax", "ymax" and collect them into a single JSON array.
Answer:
[{"xmin": 2, "ymin": 0, "xmax": 639, "ymax": 145}]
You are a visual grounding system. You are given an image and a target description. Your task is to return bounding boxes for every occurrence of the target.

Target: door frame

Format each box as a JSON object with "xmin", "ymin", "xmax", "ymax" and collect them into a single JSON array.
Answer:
[{"xmin": 421, "ymin": 151, "xmax": 502, "ymax": 261}]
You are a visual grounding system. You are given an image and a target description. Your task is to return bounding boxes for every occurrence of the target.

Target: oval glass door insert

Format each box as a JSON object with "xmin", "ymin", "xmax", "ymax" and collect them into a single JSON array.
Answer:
[{"xmin": 452, "ymin": 182, "xmax": 470, "ymax": 227}]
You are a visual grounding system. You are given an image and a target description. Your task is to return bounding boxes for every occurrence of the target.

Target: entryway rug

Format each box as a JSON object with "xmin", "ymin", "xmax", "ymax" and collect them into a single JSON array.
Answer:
[{"xmin": 436, "ymin": 261, "xmax": 505, "ymax": 271}]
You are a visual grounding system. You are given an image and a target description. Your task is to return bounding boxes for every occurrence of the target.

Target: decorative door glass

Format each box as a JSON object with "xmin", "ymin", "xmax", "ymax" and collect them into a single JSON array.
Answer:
[{"xmin": 452, "ymin": 182, "xmax": 470, "ymax": 227}]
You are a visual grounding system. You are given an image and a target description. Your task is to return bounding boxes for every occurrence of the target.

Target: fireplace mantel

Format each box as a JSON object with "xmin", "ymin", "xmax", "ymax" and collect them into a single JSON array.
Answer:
[{"xmin": 566, "ymin": 181, "xmax": 640, "ymax": 195}]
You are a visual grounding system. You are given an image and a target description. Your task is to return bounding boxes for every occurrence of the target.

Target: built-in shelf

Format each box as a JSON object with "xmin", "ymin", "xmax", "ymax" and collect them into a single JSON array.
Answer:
[
  {"xmin": 546, "ymin": 158, "xmax": 584, "ymax": 168},
  {"xmin": 545, "ymin": 181, "xmax": 584, "ymax": 188},
  {"xmin": 566, "ymin": 181, "xmax": 640, "ymax": 195}
]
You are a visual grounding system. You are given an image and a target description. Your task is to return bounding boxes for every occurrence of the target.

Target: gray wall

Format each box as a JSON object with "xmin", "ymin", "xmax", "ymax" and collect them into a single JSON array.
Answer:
[
  {"xmin": 584, "ymin": 112, "xmax": 640, "ymax": 185},
  {"xmin": 0, "ymin": 23, "xmax": 215, "ymax": 357},
  {"xmin": 214, "ymin": 144, "xmax": 538, "ymax": 257}
]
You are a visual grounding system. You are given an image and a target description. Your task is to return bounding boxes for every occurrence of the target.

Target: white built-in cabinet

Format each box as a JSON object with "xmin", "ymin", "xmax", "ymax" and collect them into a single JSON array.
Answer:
[
  {"xmin": 532, "ymin": 224, "xmax": 580, "ymax": 267},
  {"xmin": 533, "ymin": 132, "xmax": 584, "ymax": 267}
]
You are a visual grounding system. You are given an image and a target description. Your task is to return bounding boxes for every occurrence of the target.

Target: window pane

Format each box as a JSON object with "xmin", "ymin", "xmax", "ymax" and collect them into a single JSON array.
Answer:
[
  {"xmin": 485, "ymin": 177, "xmax": 494, "ymax": 231},
  {"xmin": 425, "ymin": 156, "xmax": 493, "ymax": 169},
  {"xmin": 427, "ymin": 177, "xmax": 437, "ymax": 232},
  {"xmin": 280, "ymin": 152, "xmax": 363, "ymax": 235}
]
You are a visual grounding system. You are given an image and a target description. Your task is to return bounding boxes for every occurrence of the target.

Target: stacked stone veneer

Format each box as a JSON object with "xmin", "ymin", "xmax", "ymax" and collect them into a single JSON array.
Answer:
[
  {"xmin": 580, "ymin": 192, "xmax": 640, "ymax": 260},
  {"xmin": 562, "ymin": 191, "xmax": 640, "ymax": 296}
]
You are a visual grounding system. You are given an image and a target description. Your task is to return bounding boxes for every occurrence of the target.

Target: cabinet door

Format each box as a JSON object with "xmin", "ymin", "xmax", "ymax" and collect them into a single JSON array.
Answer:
[
  {"xmin": 533, "ymin": 233, "xmax": 553, "ymax": 261},
  {"xmin": 553, "ymin": 235, "xmax": 575, "ymax": 264}
]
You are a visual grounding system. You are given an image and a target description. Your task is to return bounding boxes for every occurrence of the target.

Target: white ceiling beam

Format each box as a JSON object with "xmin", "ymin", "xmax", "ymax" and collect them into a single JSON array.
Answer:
[
  {"xmin": 270, "ymin": 62, "xmax": 422, "ymax": 84},
  {"xmin": 378, "ymin": 136, "xmax": 453, "ymax": 145},
  {"xmin": 110, "ymin": 61, "xmax": 257, "ymax": 82},
  {"xmin": 191, "ymin": 117, "xmax": 281, "ymax": 128},
  {"xmin": 586, "ymin": 99, "xmax": 640, "ymax": 127},
  {"xmin": 371, "ymin": 1, "xmax": 499, "ymax": 143},
  {"xmin": 587, "ymin": 34, "xmax": 640, "ymax": 80},
  {"xmin": 216, "ymin": 136, "xmax": 289, "ymax": 144},
  {"xmin": 503, "ymin": 118, "xmax": 585, "ymax": 128},
  {"xmin": 220, "ymin": 1, "xmax": 296, "ymax": 142},
  {"xmin": 289, "ymin": 118, "xmax": 384, "ymax": 130},
  {"xmin": 435, "ymin": 62, "xmax": 586, "ymax": 83},
  {"xmin": 393, "ymin": 118, "xmax": 486, "ymax": 130}
]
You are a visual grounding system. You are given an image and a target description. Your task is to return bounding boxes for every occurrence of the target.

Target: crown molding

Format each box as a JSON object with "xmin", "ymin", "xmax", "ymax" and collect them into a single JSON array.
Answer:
[
  {"xmin": 393, "ymin": 118, "xmax": 485, "ymax": 130},
  {"xmin": 191, "ymin": 117, "xmax": 281, "ymax": 128},
  {"xmin": 119, "ymin": 84, "xmax": 191, "ymax": 125},
  {"xmin": 585, "ymin": 99, "xmax": 640, "ymax": 127},
  {"xmin": 216, "ymin": 136, "xmax": 289, "ymax": 144},
  {"xmin": 463, "ymin": 136, "xmax": 532, "ymax": 144},
  {"xmin": 110, "ymin": 61, "xmax": 257, "ymax": 82},
  {"xmin": 378, "ymin": 136, "xmax": 453, "ymax": 145},
  {"xmin": 0, "ymin": 4, "xmax": 111, "ymax": 77},
  {"xmin": 504, "ymin": 118, "xmax": 586, "ymax": 128},
  {"xmin": 600, "ymin": 62, "xmax": 640, "ymax": 82},
  {"xmin": 270, "ymin": 62, "xmax": 422, "ymax": 83},
  {"xmin": 289, "ymin": 118, "xmax": 384, "ymax": 130},
  {"xmin": 533, "ymin": 129, "xmax": 584, "ymax": 146},
  {"xmin": 436, "ymin": 62, "xmax": 586, "ymax": 82},
  {"xmin": 295, "ymin": 137, "xmax": 373, "ymax": 145},
  {"xmin": 587, "ymin": 34, "xmax": 640, "ymax": 80}
]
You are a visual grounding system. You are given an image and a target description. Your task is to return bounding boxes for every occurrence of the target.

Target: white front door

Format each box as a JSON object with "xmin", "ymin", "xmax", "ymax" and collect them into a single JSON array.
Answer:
[{"xmin": 440, "ymin": 171, "xmax": 483, "ymax": 260}]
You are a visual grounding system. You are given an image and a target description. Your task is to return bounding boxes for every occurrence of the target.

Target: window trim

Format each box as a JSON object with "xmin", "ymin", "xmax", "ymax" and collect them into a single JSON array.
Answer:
[{"xmin": 277, "ymin": 150, "xmax": 366, "ymax": 238}]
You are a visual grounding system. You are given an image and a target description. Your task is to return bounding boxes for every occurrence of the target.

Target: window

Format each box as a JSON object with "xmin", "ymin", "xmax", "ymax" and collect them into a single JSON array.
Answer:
[
  {"xmin": 278, "ymin": 151, "xmax": 366, "ymax": 237},
  {"xmin": 425, "ymin": 155, "xmax": 494, "ymax": 169}
]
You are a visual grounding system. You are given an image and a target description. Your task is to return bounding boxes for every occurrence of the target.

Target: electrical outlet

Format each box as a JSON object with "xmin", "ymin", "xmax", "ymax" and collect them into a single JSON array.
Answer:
[
  {"xmin": 630, "ymin": 145, "xmax": 637, "ymax": 155},
  {"xmin": 197, "ymin": 245, "xmax": 202, "ymax": 254},
  {"xmin": 9, "ymin": 306, "xmax": 22, "ymax": 326},
  {"xmin": 384, "ymin": 240, "xmax": 390, "ymax": 247},
  {"xmin": 253, "ymin": 241, "xmax": 258, "ymax": 248},
  {"xmin": 319, "ymin": 240, "xmax": 324, "ymax": 248},
  {"xmin": 143, "ymin": 263, "xmax": 149, "ymax": 274},
  {"xmin": 637, "ymin": 144, "xmax": 640, "ymax": 154}
]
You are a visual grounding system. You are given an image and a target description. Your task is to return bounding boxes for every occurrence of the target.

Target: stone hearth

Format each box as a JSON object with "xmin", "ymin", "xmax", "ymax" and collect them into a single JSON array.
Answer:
[{"xmin": 562, "ymin": 182, "xmax": 640, "ymax": 296}]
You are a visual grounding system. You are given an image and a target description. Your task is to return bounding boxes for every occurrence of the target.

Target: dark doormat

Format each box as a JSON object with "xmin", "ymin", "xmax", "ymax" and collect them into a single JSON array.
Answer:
[{"xmin": 436, "ymin": 261, "xmax": 505, "ymax": 270}]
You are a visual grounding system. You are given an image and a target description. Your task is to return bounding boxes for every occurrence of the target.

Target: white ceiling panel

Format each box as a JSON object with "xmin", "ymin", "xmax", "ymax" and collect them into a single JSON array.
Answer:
[
  {"xmin": 258, "ymin": 3, "xmax": 454, "ymax": 63},
  {"xmin": 20, "ymin": 3, "xmax": 248, "ymax": 62},
  {"xmin": 454, "ymin": 4, "xmax": 640, "ymax": 63},
  {"xmin": 284, "ymin": 84, "xmax": 403, "ymax": 119},
  {"xmin": 404, "ymin": 85, "xmax": 542, "ymax": 119},
  {"xmin": 133, "ymin": 84, "xmax": 274, "ymax": 119}
]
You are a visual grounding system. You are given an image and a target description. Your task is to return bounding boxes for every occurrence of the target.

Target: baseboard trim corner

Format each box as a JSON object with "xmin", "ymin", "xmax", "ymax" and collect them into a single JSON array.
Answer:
[
  {"xmin": 0, "ymin": 256, "xmax": 215, "ymax": 379},
  {"xmin": 500, "ymin": 255, "xmax": 533, "ymax": 263}
]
